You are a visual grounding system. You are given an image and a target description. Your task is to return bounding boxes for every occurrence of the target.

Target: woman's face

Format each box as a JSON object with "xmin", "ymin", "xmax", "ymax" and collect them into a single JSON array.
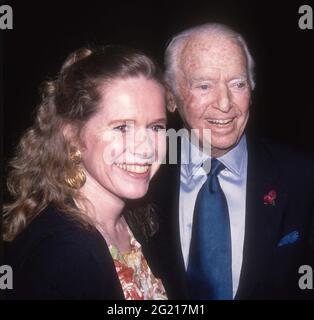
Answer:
[{"xmin": 80, "ymin": 76, "xmax": 167, "ymax": 200}]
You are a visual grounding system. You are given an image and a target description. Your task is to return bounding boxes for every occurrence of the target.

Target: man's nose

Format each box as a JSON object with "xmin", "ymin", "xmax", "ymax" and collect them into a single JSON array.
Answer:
[{"xmin": 217, "ymin": 84, "xmax": 232, "ymax": 112}]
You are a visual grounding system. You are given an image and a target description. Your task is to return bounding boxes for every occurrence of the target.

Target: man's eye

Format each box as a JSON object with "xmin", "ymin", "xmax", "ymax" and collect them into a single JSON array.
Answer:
[
  {"xmin": 151, "ymin": 124, "xmax": 166, "ymax": 132},
  {"xmin": 198, "ymin": 84, "xmax": 210, "ymax": 90},
  {"xmin": 235, "ymin": 81, "xmax": 247, "ymax": 89},
  {"xmin": 113, "ymin": 125, "xmax": 128, "ymax": 133}
]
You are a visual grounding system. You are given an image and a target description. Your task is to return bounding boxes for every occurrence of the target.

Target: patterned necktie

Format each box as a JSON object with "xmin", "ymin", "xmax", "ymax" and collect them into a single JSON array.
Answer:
[{"xmin": 187, "ymin": 158, "xmax": 233, "ymax": 300}]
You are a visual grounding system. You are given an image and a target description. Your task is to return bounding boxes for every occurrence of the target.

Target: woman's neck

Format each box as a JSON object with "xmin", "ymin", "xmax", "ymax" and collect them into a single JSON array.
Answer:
[{"xmin": 75, "ymin": 173, "xmax": 130, "ymax": 249}]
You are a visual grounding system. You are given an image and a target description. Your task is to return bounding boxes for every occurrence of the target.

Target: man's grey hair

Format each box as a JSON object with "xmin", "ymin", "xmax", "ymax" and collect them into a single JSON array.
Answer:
[{"xmin": 165, "ymin": 23, "xmax": 256, "ymax": 94}]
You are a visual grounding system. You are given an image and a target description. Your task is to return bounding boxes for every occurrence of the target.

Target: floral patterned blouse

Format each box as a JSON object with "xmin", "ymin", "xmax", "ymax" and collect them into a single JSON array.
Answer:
[{"xmin": 109, "ymin": 228, "xmax": 167, "ymax": 300}]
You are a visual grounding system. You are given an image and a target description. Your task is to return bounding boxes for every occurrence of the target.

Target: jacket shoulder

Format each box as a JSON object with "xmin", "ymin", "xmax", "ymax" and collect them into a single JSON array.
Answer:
[
  {"xmin": 260, "ymin": 139, "xmax": 314, "ymax": 182},
  {"xmin": 5, "ymin": 204, "xmax": 123, "ymax": 299}
]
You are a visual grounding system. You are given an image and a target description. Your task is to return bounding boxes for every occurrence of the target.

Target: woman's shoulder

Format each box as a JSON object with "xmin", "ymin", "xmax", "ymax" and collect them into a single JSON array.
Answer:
[
  {"xmin": 5, "ymin": 204, "xmax": 124, "ymax": 299},
  {"xmin": 7, "ymin": 204, "xmax": 105, "ymax": 258}
]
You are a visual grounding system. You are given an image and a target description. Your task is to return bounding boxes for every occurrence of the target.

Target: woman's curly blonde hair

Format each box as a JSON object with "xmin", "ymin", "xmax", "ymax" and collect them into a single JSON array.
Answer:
[{"xmin": 3, "ymin": 45, "xmax": 164, "ymax": 241}]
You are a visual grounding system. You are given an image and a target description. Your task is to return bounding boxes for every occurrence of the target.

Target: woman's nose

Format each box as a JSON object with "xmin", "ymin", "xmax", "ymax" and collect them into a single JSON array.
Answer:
[{"xmin": 132, "ymin": 128, "xmax": 154, "ymax": 159}]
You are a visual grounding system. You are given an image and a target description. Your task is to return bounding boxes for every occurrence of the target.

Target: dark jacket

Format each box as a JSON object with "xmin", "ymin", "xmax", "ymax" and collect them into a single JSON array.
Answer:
[
  {"xmin": 5, "ymin": 205, "xmax": 125, "ymax": 300},
  {"xmin": 142, "ymin": 136, "xmax": 314, "ymax": 300}
]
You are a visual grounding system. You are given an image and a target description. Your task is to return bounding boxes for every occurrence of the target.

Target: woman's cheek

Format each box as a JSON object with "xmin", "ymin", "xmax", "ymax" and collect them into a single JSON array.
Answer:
[
  {"xmin": 101, "ymin": 133, "xmax": 126, "ymax": 165},
  {"xmin": 155, "ymin": 132, "xmax": 167, "ymax": 164}
]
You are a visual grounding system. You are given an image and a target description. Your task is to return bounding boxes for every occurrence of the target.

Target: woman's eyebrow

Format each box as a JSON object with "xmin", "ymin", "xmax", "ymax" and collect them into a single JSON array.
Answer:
[
  {"xmin": 148, "ymin": 118, "xmax": 167, "ymax": 125},
  {"xmin": 107, "ymin": 119, "xmax": 136, "ymax": 126}
]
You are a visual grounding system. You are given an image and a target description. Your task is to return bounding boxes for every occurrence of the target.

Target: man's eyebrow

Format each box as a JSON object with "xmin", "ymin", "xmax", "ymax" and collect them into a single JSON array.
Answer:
[
  {"xmin": 190, "ymin": 76, "xmax": 216, "ymax": 82},
  {"xmin": 228, "ymin": 75, "xmax": 248, "ymax": 81},
  {"xmin": 188, "ymin": 75, "xmax": 249, "ymax": 83}
]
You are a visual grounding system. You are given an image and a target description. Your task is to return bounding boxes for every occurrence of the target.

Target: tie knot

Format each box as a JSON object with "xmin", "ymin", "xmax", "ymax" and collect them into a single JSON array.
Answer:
[{"xmin": 210, "ymin": 158, "xmax": 225, "ymax": 176}]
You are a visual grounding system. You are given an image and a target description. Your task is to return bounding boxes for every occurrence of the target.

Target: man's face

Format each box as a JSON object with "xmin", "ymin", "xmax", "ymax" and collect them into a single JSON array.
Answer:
[{"xmin": 174, "ymin": 34, "xmax": 251, "ymax": 157}]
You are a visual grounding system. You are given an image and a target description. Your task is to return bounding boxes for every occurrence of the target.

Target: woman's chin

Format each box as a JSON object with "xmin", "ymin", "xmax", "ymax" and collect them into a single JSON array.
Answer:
[{"xmin": 119, "ymin": 186, "xmax": 149, "ymax": 200}]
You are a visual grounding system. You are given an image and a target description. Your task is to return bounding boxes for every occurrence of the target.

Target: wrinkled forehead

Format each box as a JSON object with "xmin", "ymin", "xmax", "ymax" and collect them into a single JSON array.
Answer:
[{"xmin": 178, "ymin": 34, "xmax": 248, "ymax": 77}]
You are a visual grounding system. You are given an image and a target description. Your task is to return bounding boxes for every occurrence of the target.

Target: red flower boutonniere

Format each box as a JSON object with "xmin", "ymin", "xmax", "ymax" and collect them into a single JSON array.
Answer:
[{"xmin": 264, "ymin": 190, "xmax": 277, "ymax": 205}]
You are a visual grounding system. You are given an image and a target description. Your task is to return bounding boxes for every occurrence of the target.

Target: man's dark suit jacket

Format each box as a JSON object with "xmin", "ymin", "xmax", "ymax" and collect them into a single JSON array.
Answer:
[
  {"xmin": 142, "ymin": 134, "xmax": 314, "ymax": 300},
  {"xmin": 5, "ymin": 205, "xmax": 125, "ymax": 299}
]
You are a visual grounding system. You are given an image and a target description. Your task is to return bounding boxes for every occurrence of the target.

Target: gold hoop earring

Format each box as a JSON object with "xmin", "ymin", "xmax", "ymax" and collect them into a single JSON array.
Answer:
[
  {"xmin": 69, "ymin": 148, "xmax": 82, "ymax": 164},
  {"xmin": 65, "ymin": 167, "xmax": 86, "ymax": 189},
  {"xmin": 65, "ymin": 148, "xmax": 86, "ymax": 189}
]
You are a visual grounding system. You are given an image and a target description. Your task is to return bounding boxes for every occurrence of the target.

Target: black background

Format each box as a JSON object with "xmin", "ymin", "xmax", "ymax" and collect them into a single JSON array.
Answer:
[
  {"xmin": 2, "ymin": 0, "xmax": 314, "ymax": 169},
  {"xmin": 1, "ymin": 0, "xmax": 314, "ymax": 303}
]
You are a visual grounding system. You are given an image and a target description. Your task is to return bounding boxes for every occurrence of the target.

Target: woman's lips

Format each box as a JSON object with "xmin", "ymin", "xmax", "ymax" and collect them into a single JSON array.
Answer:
[{"xmin": 114, "ymin": 163, "xmax": 151, "ymax": 178}]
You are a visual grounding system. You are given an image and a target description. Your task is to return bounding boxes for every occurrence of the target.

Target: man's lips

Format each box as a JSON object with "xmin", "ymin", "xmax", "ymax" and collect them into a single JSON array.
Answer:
[{"xmin": 206, "ymin": 117, "xmax": 236, "ymax": 125}]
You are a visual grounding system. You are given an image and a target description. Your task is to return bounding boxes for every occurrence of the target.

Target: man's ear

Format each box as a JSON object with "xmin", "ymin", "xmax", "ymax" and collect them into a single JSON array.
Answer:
[{"xmin": 166, "ymin": 87, "xmax": 177, "ymax": 113}]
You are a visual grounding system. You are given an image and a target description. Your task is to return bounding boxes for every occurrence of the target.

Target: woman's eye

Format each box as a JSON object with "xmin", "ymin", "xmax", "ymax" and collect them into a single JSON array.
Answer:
[
  {"xmin": 151, "ymin": 124, "xmax": 166, "ymax": 132},
  {"xmin": 113, "ymin": 125, "xmax": 128, "ymax": 133}
]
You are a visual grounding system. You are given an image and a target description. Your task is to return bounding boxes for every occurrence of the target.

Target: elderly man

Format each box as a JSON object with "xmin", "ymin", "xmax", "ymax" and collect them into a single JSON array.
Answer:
[{"xmin": 142, "ymin": 23, "xmax": 314, "ymax": 300}]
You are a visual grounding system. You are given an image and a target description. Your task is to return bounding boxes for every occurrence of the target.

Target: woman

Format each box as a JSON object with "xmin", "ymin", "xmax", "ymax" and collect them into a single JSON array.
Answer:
[{"xmin": 4, "ymin": 45, "xmax": 168, "ymax": 300}]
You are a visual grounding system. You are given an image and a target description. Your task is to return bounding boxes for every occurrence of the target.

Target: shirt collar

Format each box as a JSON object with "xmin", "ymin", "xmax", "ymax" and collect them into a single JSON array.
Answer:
[
  {"xmin": 181, "ymin": 133, "xmax": 208, "ymax": 177},
  {"xmin": 218, "ymin": 134, "xmax": 247, "ymax": 176},
  {"xmin": 181, "ymin": 133, "xmax": 247, "ymax": 177}
]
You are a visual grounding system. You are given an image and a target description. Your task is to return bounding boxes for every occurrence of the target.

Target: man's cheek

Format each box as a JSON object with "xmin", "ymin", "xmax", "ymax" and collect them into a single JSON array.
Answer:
[{"xmin": 187, "ymin": 98, "xmax": 207, "ymax": 120}]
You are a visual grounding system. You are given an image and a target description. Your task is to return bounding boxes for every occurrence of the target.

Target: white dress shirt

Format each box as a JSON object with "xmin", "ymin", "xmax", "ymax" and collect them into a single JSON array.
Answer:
[{"xmin": 179, "ymin": 133, "xmax": 248, "ymax": 298}]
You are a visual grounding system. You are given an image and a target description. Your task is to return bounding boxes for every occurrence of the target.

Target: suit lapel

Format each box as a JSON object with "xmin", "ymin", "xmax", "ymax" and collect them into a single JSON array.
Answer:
[{"xmin": 235, "ymin": 137, "xmax": 288, "ymax": 299}]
